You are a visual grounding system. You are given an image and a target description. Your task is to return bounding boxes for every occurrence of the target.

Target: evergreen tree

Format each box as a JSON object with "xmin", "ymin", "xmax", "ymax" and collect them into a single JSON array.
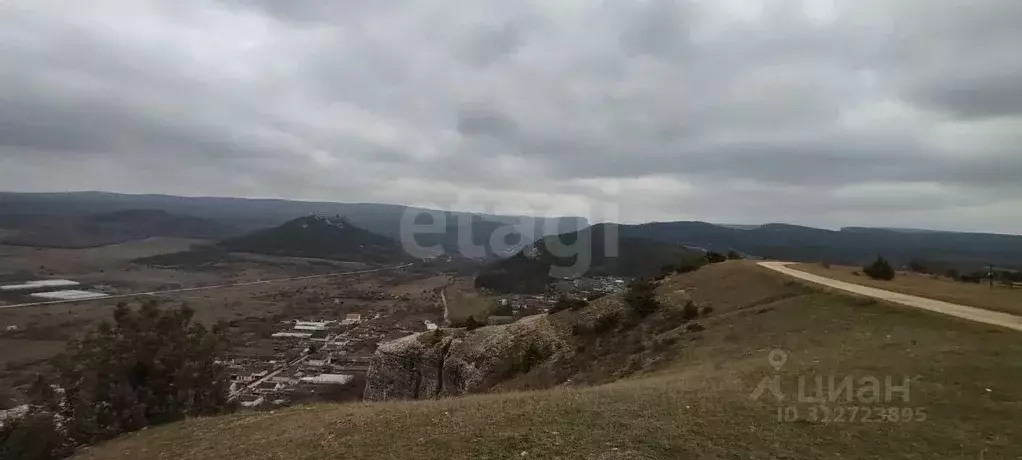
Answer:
[
  {"xmin": 23, "ymin": 301, "xmax": 232, "ymax": 451},
  {"xmin": 863, "ymin": 256, "xmax": 896, "ymax": 281},
  {"xmin": 705, "ymin": 251, "xmax": 728, "ymax": 264},
  {"xmin": 625, "ymin": 278, "xmax": 660, "ymax": 317}
]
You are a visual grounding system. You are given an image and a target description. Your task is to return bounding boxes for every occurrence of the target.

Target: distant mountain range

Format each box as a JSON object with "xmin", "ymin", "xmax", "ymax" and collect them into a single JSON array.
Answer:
[
  {"xmin": 475, "ymin": 224, "xmax": 701, "ymax": 293},
  {"xmin": 0, "ymin": 191, "xmax": 586, "ymax": 256},
  {"xmin": 0, "ymin": 209, "xmax": 239, "ymax": 248},
  {"xmin": 619, "ymin": 222, "xmax": 1022, "ymax": 271},
  {"xmin": 2, "ymin": 191, "xmax": 1020, "ymax": 272}
]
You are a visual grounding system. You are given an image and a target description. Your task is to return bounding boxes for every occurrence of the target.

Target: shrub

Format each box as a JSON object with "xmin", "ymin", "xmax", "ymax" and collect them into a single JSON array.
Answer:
[
  {"xmin": 593, "ymin": 313, "xmax": 620, "ymax": 333},
  {"xmin": 517, "ymin": 344, "xmax": 548, "ymax": 374},
  {"xmin": 625, "ymin": 278, "xmax": 661, "ymax": 317},
  {"xmin": 463, "ymin": 316, "xmax": 484, "ymax": 330},
  {"xmin": 682, "ymin": 301, "xmax": 700, "ymax": 320},
  {"xmin": 686, "ymin": 322, "xmax": 706, "ymax": 332},
  {"xmin": 726, "ymin": 250, "xmax": 743, "ymax": 260},
  {"xmin": 655, "ymin": 335, "xmax": 678, "ymax": 349},
  {"xmin": 705, "ymin": 251, "xmax": 728, "ymax": 264},
  {"xmin": 863, "ymin": 256, "xmax": 895, "ymax": 281},
  {"xmin": 549, "ymin": 295, "xmax": 587, "ymax": 314},
  {"xmin": 0, "ymin": 410, "xmax": 68, "ymax": 460}
]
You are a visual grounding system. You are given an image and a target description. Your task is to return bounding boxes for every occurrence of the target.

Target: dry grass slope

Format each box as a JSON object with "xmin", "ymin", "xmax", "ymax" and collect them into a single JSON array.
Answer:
[
  {"xmin": 76, "ymin": 262, "xmax": 1022, "ymax": 460},
  {"xmin": 443, "ymin": 279, "xmax": 495, "ymax": 324},
  {"xmin": 793, "ymin": 263, "xmax": 1022, "ymax": 316}
]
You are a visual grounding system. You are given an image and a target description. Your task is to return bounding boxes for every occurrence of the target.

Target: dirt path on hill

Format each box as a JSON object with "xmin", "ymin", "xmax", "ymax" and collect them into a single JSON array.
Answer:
[{"xmin": 758, "ymin": 261, "xmax": 1022, "ymax": 333}]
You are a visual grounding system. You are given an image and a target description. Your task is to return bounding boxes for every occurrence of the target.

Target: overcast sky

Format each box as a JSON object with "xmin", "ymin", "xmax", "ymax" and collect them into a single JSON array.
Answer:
[{"xmin": 2, "ymin": 0, "xmax": 1020, "ymax": 233}]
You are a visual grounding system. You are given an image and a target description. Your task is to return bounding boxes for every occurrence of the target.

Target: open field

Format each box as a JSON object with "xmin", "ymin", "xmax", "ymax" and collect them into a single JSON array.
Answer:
[
  {"xmin": 0, "ymin": 236, "xmax": 453, "ymax": 407},
  {"xmin": 0, "ymin": 237, "xmax": 205, "ymax": 274},
  {"xmin": 0, "ymin": 268, "xmax": 448, "ymax": 407},
  {"xmin": 0, "ymin": 268, "xmax": 438, "ymax": 352},
  {"xmin": 443, "ymin": 278, "xmax": 494, "ymax": 324},
  {"xmin": 79, "ymin": 262, "xmax": 1022, "ymax": 459},
  {"xmin": 0, "ymin": 239, "xmax": 379, "ymax": 299},
  {"xmin": 793, "ymin": 262, "xmax": 1022, "ymax": 316}
]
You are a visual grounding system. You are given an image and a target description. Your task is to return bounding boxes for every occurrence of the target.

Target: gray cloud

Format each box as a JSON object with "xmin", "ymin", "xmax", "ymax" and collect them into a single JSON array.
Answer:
[{"xmin": 1, "ymin": 0, "xmax": 1021, "ymax": 233}]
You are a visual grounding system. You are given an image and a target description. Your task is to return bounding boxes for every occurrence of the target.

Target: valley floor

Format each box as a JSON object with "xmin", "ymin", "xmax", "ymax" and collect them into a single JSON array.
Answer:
[{"xmin": 75, "ymin": 262, "xmax": 1022, "ymax": 460}]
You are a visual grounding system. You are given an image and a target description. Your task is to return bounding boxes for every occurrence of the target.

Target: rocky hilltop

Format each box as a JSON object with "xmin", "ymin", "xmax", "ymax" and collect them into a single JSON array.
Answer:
[
  {"xmin": 364, "ymin": 314, "xmax": 569, "ymax": 400},
  {"xmin": 364, "ymin": 283, "xmax": 702, "ymax": 401}
]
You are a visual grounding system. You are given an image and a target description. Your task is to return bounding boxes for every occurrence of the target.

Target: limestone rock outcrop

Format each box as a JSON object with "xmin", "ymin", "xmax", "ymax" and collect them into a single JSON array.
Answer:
[{"xmin": 364, "ymin": 314, "xmax": 571, "ymax": 401}]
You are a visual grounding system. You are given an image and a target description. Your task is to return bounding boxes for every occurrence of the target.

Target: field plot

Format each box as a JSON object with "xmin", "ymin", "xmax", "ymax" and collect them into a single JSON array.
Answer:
[
  {"xmin": 443, "ymin": 279, "xmax": 494, "ymax": 324},
  {"xmin": 0, "ymin": 338, "xmax": 65, "ymax": 368},
  {"xmin": 0, "ymin": 338, "xmax": 67, "ymax": 406},
  {"xmin": 0, "ymin": 237, "xmax": 206, "ymax": 274},
  {"xmin": 793, "ymin": 263, "xmax": 1022, "ymax": 316}
]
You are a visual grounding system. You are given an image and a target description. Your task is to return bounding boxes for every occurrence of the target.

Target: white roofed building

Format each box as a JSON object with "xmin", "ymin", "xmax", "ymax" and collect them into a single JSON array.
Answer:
[
  {"xmin": 294, "ymin": 321, "xmax": 332, "ymax": 331},
  {"xmin": 1, "ymin": 280, "xmax": 79, "ymax": 291},
  {"xmin": 29, "ymin": 290, "xmax": 109, "ymax": 301},
  {"xmin": 299, "ymin": 374, "xmax": 354, "ymax": 385}
]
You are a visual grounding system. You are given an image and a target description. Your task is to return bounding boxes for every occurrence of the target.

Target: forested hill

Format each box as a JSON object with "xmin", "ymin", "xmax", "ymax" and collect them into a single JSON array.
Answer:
[
  {"xmin": 218, "ymin": 215, "xmax": 411, "ymax": 263},
  {"xmin": 475, "ymin": 224, "xmax": 701, "ymax": 293}
]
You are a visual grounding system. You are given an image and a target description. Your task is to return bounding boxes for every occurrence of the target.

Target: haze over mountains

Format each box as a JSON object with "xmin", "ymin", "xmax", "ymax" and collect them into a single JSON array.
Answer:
[
  {"xmin": 620, "ymin": 222, "xmax": 1022, "ymax": 271},
  {"xmin": 0, "ymin": 209, "xmax": 239, "ymax": 249},
  {"xmin": 2, "ymin": 191, "xmax": 1021, "ymax": 272},
  {"xmin": 0, "ymin": 192, "xmax": 586, "ymax": 257}
]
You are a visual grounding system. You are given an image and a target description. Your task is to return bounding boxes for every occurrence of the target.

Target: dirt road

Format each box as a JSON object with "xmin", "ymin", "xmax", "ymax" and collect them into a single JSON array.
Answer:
[{"xmin": 758, "ymin": 261, "xmax": 1022, "ymax": 333}]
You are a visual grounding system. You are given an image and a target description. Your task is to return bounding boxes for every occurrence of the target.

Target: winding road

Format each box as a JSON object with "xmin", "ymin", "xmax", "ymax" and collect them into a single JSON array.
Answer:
[
  {"xmin": 758, "ymin": 261, "xmax": 1022, "ymax": 333},
  {"xmin": 0, "ymin": 263, "xmax": 414, "ymax": 310}
]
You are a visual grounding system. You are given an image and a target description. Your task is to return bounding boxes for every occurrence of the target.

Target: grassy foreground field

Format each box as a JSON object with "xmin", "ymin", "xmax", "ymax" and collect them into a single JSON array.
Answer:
[
  {"xmin": 76, "ymin": 262, "xmax": 1022, "ymax": 459},
  {"xmin": 793, "ymin": 263, "xmax": 1022, "ymax": 316}
]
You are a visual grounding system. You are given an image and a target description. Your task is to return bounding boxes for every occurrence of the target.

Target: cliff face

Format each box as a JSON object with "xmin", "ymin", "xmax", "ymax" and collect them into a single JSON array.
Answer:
[
  {"xmin": 364, "ymin": 314, "xmax": 573, "ymax": 401},
  {"xmin": 362, "ymin": 333, "xmax": 453, "ymax": 401},
  {"xmin": 364, "ymin": 282, "xmax": 706, "ymax": 402}
]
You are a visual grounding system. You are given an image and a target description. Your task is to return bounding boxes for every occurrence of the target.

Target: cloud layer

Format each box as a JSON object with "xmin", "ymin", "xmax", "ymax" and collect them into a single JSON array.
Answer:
[{"xmin": 2, "ymin": 0, "xmax": 1021, "ymax": 232}]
